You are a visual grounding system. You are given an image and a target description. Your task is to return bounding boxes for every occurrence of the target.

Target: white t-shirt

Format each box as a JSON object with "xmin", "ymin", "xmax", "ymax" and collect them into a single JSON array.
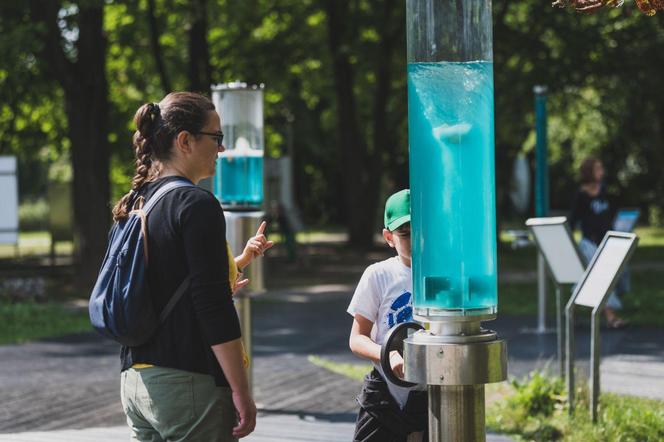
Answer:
[{"xmin": 347, "ymin": 256, "xmax": 424, "ymax": 409}]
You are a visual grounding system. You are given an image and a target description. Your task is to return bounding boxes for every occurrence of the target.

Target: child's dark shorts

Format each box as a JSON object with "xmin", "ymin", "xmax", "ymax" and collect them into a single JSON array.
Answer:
[{"xmin": 353, "ymin": 368, "xmax": 428, "ymax": 442}]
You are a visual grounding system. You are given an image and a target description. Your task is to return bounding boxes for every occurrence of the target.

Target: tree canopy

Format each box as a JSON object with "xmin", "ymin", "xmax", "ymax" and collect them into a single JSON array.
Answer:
[{"xmin": 1, "ymin": 1, "xmax": 663, "ymax": 282}]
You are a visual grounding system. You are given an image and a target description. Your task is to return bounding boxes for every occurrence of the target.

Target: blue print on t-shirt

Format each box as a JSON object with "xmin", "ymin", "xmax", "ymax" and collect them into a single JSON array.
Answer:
[{"xmin": 387, "ymin": 291, "xmax": 413, "ymax": 328}]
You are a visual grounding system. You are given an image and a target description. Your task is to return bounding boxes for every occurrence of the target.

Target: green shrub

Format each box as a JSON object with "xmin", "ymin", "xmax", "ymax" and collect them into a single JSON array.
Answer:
[
  {"xmin": 488, "ymin": 371, "xmax": 566, "ymax": 440},
  {"xmin": 487, "ymin": 371, "xmax": 664, "ymax": 441},
  {"xmin": 18, "ymin": 198, "xmax": 49, "ymax": 231},
  {"xmin": 509, "ymin": 371, "xmax": 566, "ymax": 417},
  {"xmin": 649, "ymin": 206, "xmax": 664, "ymax": 227}
]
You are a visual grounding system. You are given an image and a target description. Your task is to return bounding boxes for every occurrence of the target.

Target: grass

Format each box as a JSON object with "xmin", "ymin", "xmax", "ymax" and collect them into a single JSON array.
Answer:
[
  {"xmin": 308, "ymin": 355, "xmax": 371, "ymax": 382},
  {"xmin": 0, "ymin": 301, "xmax": 91, "ymax": 345},
  {"xmin": 0, "ymin": 231, "xmax": 73, "ymax": 258},
  {"xmin": 308, "ymin": 356, "xmax": 664, "ymax": 441},
  {"xmin": 487, "ymin": 372, "xmax": 664, "ymax": 441}
]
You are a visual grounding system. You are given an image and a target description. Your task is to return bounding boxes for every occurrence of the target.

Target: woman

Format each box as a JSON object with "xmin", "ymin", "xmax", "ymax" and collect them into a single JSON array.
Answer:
[
  {"xmin": 569, "ymin": 157, "xmax": 627, "ymax": 328},
  {"xmin": 113, "ymin": 92, "xmax": 272, "ymax": 441}
]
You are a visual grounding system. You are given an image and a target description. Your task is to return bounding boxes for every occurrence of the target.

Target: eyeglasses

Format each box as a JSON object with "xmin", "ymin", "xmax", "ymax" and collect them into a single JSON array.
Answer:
[{"xmin": 196, "ymin": 131, "xmax": 224, "ymax": 147}]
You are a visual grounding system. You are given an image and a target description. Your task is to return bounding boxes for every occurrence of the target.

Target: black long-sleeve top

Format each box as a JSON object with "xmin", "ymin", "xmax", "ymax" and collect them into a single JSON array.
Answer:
[
  {"xmin": 568, "ymin": 185, "xmax": 615, "ymax": 245},
  {"xmin": 120, "ymin": 176, "xmax": 241, "ymax": 387}
]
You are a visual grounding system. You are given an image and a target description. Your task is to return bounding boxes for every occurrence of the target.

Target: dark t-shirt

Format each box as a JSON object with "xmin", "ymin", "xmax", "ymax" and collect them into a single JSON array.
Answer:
[
  {"xmin": 120, "ymin": 176, "xmax": 241, "ymax": 386},
  {"xmin": 569, "ymin": 185, "xmax": 615, "ymax": 245}
]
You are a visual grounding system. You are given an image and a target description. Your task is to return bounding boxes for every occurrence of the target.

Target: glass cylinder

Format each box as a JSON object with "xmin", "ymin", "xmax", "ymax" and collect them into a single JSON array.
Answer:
[
  {"xmin": 211, "ymin": 82, "xmax": 265, "ymax": 208},
  {"xmin": 406, "ymin": 0, "xmax": 497, "ymax": 317}
]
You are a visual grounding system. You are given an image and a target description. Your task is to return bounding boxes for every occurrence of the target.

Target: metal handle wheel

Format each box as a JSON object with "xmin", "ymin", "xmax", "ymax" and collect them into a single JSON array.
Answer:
[{"xmin": 380, "ymin": 321, "xmax": 424, "ymax": 387}]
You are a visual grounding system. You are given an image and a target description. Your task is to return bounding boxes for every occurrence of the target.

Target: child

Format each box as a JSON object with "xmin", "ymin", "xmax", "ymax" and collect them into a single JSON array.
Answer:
[{"xmin": 347, "ymin": 189, "xmax": 427, "ymax": 442}]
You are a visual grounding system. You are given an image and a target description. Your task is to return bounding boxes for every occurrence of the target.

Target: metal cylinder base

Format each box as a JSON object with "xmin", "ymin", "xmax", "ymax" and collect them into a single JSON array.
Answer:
[
  {"xmin": 429, "ymin": 385, "xmax": 486, "ymax": 442},
  {"xmin": 403, "ymin": 330, "xmax": 507, "ymax": 385},
  {"xmin": 403, "ymin": 318, "xmax": 507, "ymax": 442}
]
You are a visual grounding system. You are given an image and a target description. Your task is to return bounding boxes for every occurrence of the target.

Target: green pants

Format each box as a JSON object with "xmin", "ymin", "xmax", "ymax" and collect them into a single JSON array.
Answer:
[{"xmin": 121, "ymin": 366, "xmax": 237, "ymax": 442}]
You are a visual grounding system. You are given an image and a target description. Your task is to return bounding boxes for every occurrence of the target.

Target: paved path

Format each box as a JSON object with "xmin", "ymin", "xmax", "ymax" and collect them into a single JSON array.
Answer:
[
  {"xmin": 0, "ymin": 414, "xmax": 516, "ymax": 442},
  {"xmin": 1, "ymin": 283, "xmax": 662, "ymax": 440},
  {"xmin": 0, "ymin": 414, "xmax": 357, "ymax": 442}
]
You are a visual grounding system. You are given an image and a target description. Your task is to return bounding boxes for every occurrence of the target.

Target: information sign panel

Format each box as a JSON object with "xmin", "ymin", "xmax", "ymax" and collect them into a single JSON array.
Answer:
[
  {"xmin": 573, "ymin": 233, "xmax": 638, "ymax": 308},
  {"xmin": 526, "ymin": 217, "xmax": 584, "ymax": 284}
]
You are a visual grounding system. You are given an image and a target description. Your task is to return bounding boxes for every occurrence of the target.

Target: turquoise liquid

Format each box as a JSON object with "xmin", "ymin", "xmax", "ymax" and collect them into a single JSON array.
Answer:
[
  {"xmin": 408, "ymin": 61, "xmax": 497, "ymax": 316},
  {"xmin": 214, "ymin": 155, "xmax": 264, "ymax": 206}
]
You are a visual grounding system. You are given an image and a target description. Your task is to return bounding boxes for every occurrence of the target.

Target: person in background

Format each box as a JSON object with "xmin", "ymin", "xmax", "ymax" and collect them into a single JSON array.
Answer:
[
  {"xmin": 112, "ymin": 92, "xmax": 272, "ymax": 441},
  {"xmin": 569, "ymin": 157, "xmax": 628, "ymax": 329}
]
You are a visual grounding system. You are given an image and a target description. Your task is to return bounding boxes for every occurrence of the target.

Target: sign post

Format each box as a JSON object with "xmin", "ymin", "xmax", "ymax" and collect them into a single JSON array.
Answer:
[
  {"xmin": 526, "ymin": 217, "xmax": 585, "ymax": 376},
  {"xmin": 566, "ymin": 231, "xmax": 638, "ymax": 422}
]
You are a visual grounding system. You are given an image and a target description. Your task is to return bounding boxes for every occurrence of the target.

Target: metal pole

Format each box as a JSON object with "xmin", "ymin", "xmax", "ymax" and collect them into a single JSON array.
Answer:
[
  {"xmin": 429, "ymin": 385, "xmax": 485, "ymax": 442},
  {"xmin": 534, "ymin": 86, "xmax": 549, "ymax": 334},
  {"xmin": 235, "ymin": 293, "xmax": 253, "ymax": 391},
  {"xmin": 556, "ymin": 285, "xmax": 563, "ymax": 377},
  {"xmin": 590, "ymin": 308, "xmax": 601, "ymax": 423},
  {"xmin": 534, "ymin": 86, "xmax": 549, "ymax": 217},
  {"xmin": 224, "ymin": 212, "xmax": 265, "ymax": 395},
  {"xmin": 537, "ymin": 254, "xmax": 547, "ymax": 333},
  {"xmin": 566, "ymin": 303, "xmax": 575, "ymax": 414}
]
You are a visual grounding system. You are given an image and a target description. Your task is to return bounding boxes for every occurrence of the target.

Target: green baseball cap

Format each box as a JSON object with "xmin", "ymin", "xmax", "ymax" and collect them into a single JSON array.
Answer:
[{"xmin": 384, "ymin": 189, "xmax": 411, "ymax": 231}]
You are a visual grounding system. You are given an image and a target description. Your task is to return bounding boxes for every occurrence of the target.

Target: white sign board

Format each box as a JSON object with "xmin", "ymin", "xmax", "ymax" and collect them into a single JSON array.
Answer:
[
  {"xmin": 526, "ymin": 217, "xmax": 585, "ymax": 284},
  {"xmin": 573, "ymin": 232, "xmax": 638, "ymax": 308},
  {"xmin": 0, "ymin": 156, "xmax": 18, "ymax": 245}
]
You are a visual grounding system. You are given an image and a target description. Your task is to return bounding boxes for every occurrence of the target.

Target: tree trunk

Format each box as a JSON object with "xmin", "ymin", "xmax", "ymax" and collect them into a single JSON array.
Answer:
[
  {"xmin": 147, "ymin": 0, "xmax": 171, "ymax": 93},
  {"xmin": 325, "ymin": 0, "xmax": 373, "ymax": 247},
  {"xmin": 368, "ymin": 0, "xmax": 401, "ymax": 240},
  {"xmin": 325, "ymin": 0, "xmax": 401, "ymax": 247},
  {"xmin": 188, "ymin": 0, "xmax": 211, "ymax": 93},
  {"xmin": 30, "ymin": 1, "xmax": 110, "ymax": 290}
]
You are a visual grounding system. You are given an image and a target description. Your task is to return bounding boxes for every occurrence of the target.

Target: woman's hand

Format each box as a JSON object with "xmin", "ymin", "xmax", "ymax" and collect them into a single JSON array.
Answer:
[
  {"xmin": 231, "ymin": 388, "xmax": 257, "ymax": 438},
  {"xmin": 235, "ymin": 221, "xmax": 274, "ymax": 269}
]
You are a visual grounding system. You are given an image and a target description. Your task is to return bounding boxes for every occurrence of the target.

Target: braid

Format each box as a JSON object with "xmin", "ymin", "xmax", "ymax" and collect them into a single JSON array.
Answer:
[
  {"xmin": 112, "ymin": 103, "xmax": 161, "ymax": 221},
  {"xmin": 131, "ymin": 133, "xmax": 153, "ymax": 191}
]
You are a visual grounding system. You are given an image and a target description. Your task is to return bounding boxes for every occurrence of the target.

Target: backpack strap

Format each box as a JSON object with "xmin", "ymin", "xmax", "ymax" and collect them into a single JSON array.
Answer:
[
  {"xmin": 142, "ymin": 179, "xmax": 194, "ymax": 215},
  {"xmin": 159, "ymin": 277, "xmax": 190, "ymax": 323},
  {"xmin": 141, "ymin": 178, "xmax": 195, "ymax": 324},
  {"xmin": 129, "ymin": 179, "xmax": 194, "ymax": 264}
]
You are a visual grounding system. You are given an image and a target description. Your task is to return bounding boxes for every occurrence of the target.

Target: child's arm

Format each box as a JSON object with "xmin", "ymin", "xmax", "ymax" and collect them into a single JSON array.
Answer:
[
  {"xmin": 235, "ymin": 221, "xmax": 274, "ymax": 270},
  {"xmin": 349, "ymin": 313, "xmax": 405, "ymax": 378},
  {"xmin": 349, "ymin": 313, "xmax": 381, "ymax": 364},
  {"xmin": 230, "ymin": 221, "xmax": 275, "ymax": 293}
]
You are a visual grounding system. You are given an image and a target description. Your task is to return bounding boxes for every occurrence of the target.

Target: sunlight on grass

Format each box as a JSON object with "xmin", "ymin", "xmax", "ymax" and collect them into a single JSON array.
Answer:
[
  {"xmin": 308, "ymin": 355, "xmax": 371, "ymax": 382},
  {"xmin": 0, "ymin": 302, "xmax": 91, "ymax": 344},
  {"xmin": 0, "ymin": 231, "xmax": 73, "ymax": 258},
  {"xmin": 487, "ymin": 372, "xmax": 664, "ymax": 441}
]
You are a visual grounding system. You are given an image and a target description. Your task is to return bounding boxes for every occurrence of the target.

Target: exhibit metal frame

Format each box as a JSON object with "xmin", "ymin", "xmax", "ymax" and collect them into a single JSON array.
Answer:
[
  {"xmin": 565, "ymin": 231, "xmax": 638, "ymax": 422},
  {"xmin": 526, "ymin": 216, "xmax": 585, "ymax": 376}
]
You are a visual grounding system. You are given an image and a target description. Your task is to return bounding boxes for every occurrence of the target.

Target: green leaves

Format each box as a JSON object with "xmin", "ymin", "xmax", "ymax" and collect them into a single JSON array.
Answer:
[{"xmin": 3, "ymin": 0, "xmax": 664, "ymax": 235}]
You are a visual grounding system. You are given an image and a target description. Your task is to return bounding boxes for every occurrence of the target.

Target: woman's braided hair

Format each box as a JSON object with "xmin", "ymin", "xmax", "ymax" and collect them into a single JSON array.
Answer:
[{"xmin": 112, "ymin": 92, "xmax": 216, "ymax": 221}]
